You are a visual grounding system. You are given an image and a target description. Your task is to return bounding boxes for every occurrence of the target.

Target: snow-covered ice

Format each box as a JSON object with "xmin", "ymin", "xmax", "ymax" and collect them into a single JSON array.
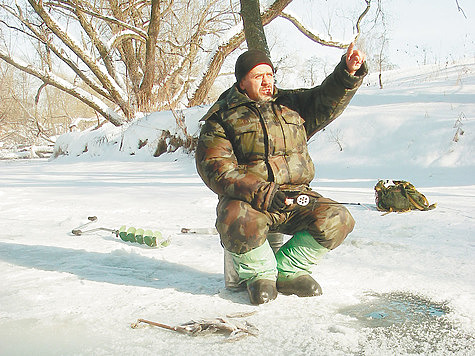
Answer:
[{"xmin": 0, "ymin": 61, "xmax": 474, "ymax": 355}]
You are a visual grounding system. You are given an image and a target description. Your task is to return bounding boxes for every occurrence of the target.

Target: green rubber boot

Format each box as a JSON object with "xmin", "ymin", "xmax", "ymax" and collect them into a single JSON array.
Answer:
[
  {"xmin": 229, "ymin": 240, "xmax": 278, "ymax": 305},
  {"xmin": 275, "ymin": 231, "xmax": 329, "ymax": 297}
]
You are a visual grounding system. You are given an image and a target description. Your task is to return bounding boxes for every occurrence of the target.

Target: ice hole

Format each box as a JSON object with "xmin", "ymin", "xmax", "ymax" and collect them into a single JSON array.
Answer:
[{"xmin": 339, "ymin": 291, "xmax": 449, "ymax": 328}]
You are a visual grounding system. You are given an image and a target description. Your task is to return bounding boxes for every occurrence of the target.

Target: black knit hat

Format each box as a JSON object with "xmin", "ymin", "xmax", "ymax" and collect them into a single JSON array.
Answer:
[{"xmin": 235, "ymin": 49, "xmax": 274, "ymax": 83}]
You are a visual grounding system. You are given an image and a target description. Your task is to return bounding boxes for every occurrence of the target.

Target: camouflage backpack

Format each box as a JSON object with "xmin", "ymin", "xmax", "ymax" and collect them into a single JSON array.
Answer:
[{"xmin": 374, "ymin": 180, "xmax": 436, "ymax": 212}]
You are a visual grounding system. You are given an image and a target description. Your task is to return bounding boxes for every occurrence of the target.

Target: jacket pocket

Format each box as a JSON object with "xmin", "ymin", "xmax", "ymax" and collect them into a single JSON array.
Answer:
[
  {"xmin": 279, "ymin": 108, "xmax": 308, "ymax": 151},
  {"xmin": 232, "ymin": 119, "xmax": 260, "ymax": 135},
  {"xmin": 280, "ymin": 108, "xmax": 305, "ymax": 126},
  {"xmin": 231, "ymin": 120, "xmax": 264, "ymax": 160}
]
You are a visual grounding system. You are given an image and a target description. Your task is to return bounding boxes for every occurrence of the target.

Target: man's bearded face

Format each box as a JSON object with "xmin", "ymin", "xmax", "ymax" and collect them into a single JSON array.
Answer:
[{"xmin": 239, "ymin": 64, "xmax": 274, "ymax": 102}]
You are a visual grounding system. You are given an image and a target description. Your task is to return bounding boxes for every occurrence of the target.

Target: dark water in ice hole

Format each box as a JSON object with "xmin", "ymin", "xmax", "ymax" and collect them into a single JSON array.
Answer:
[
  {"xmin": 338, "ymin": 291, "xmax": 474, "ymax": 354},
  {"xmin": 339, "ymin": 291, "xmax": 449, "ymax": 328}
]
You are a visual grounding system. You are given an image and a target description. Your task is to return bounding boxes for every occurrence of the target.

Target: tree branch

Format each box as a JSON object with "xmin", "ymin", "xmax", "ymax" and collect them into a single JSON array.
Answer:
[
  {"xmin": 279, "ymin": 0, "xmax": 372, "ymax": 49},
  {"xmin": 455, "ymin": 0, "xmax": 467, "ymax": 18},
  {"xmin": 279, "ymin": 12, "xmax": 347, "ymax": 49},
  {"xmin": 159, "ymin": 1, "xmax": 215, "ymax": 108},
  {"xmin": 355, "ymin": 0, "xmax": 372, "ymax": 42},
  {"xmin": 108, "ymin": 0, "xmax": 143, "ymax": 99},
  {"xmin": 27, "ymin": 0, "xmax": 131, "ymax": 119},
  {"xmin": 46, "ymin": 0, "xmax": 149, "ymax": 40},
  {"xmin": 72, "ymin": 0, "xmax": 122, "ymax": 89},
  {"xmin": 8, "ymin": 4, "xmax": 114, "ymax": 102}
]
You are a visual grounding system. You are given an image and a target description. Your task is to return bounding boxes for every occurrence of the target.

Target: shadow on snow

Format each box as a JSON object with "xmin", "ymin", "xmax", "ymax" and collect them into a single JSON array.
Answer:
[{"xmin": 0, "ymin": 242, "xmax": 223, "ymax": 296}]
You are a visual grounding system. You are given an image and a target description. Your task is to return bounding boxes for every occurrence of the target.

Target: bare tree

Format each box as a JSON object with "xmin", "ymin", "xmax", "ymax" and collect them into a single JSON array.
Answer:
[
  {"xmin": 0, "ymin": 0, "xmax": 241, "ymax": 126},
  {"xmin": 376, "ymin": 32, "xmax": 388, "ymax": 88},
  {"xmin": 0, "ymin": 0, "xmax": 380, "ymax": 129}
]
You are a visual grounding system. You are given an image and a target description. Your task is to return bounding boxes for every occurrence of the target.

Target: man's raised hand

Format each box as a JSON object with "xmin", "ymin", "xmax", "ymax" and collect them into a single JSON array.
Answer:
[{"xmin": 346, "ymin": 43, "xmax": 366, "ymax": 75}]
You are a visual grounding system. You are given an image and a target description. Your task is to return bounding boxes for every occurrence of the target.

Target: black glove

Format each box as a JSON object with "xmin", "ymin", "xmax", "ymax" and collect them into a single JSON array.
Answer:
[{"xmin": 269, "ymin": 190, "xmax": 287, "ymax": 212}]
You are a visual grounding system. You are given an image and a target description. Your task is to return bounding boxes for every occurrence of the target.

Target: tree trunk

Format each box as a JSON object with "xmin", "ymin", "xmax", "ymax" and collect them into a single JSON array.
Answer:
[
  {"xmin": 138, "ymin": 0, "xmax": 161, "ymax": 110},
  {"xmin": 240, "ymin": 0, "xmax": 270, "ymax": 56}
]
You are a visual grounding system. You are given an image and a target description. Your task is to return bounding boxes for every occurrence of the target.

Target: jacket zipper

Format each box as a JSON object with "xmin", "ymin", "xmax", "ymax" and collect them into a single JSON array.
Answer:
[{"xmin": 251, "ymin": 103, "xmax": 274, "ymax": 182}]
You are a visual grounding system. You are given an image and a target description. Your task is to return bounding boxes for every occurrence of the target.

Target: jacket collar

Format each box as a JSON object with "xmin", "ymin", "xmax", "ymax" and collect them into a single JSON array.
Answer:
[
  {"xmin": 201, "ymin": 84, "xmax": 279, "ymax": 121},
  {"xmin": 224, "ymin": 83, "xmax": 279, "ymax": 109}
]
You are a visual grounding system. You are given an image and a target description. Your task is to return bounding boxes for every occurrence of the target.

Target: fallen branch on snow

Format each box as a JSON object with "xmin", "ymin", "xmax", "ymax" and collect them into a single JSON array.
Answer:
[{"xmin": 131, "ymin": 311, "xmax": 259, "ymax": 342}]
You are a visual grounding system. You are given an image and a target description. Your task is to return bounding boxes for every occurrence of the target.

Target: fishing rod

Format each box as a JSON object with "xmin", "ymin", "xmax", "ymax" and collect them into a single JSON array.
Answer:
[{"xmin": 285, "ymin": 194, "xmax": 374, "ymax": 209}]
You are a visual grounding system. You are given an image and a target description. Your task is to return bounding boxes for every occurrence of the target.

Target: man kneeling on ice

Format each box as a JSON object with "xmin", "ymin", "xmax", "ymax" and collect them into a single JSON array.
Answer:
[{"xmin": 195, "ymin": 44, "xmax": 367, "ymax": 305}]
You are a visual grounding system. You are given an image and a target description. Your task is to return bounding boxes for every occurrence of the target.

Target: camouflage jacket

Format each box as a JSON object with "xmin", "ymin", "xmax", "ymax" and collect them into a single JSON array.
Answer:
[{"xmin": 196, "ymin": 55, "xmax": 368, "ymax": 212}]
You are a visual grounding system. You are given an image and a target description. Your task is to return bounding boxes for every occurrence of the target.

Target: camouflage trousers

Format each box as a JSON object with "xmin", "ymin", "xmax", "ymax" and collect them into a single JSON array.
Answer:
[{"xmin": 216, "ymin": 191, "xmax": 355, "ymax": 254}]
